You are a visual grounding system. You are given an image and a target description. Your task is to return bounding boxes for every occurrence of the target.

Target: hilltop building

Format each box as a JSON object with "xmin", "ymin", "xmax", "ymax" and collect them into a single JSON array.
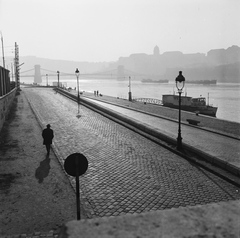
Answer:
[
  {"xmin": 153, "ymin": 45, "xmax": 160, "ymax": 56},
  {"xmin": 114, "ymin": 45, "xmax": 240, "ymax": 82}
]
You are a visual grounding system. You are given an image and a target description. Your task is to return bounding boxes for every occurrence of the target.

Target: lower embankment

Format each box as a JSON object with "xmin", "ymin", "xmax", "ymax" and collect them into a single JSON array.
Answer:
[{"xmin": 57, "ymin": 87, "xmax": 240, "ymax": 138}]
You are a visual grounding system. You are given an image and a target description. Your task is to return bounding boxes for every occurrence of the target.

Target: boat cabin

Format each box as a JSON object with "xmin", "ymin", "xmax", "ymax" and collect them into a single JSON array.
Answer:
[
  {"xmin": 191, "ymin": 97, "xmax": 206, "ymax": 107},
  {"xmin": 162, "ymin": 95, "xmax": 192, "ymax": 106}
]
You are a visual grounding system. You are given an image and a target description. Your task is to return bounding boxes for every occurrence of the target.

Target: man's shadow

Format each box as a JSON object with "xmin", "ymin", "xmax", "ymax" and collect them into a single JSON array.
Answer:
[{"xmin": 35, "ymin": 155, "xmax": 51, "ymax": 183}]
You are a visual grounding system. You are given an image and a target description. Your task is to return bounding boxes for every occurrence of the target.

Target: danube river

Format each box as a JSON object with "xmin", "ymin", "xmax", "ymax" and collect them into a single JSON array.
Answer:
[{"xmin": 22, "ymin": 77, "xmax": 240, "ymax": 123}]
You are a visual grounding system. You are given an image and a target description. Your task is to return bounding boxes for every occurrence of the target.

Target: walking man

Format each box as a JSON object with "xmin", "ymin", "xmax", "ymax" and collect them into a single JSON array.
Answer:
[{"xmin": 42, "ymin": 124, "xmax": 54, "ymax": 156}]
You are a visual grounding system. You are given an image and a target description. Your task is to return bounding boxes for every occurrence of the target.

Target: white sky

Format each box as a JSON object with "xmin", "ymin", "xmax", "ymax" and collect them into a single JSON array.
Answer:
[{"xmin": 1, "ymin": 0, "xmax": 240, "ymax": 62}]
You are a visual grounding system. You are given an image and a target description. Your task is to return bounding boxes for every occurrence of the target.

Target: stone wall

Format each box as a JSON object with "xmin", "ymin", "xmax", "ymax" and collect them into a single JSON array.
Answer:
[
  {"xmin": 0, "ymin": 88, "xmax": 16, "ymax": 132},
  {"xmin": 59, "ymin": 200, "xmax": 240, "ymax": 238}
]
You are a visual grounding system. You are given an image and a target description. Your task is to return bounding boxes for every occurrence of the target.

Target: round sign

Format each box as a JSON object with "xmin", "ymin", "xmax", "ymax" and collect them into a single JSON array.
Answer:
[{"xmin": 64, "ymin": 153, "xmax": 88, "ymax": 177}]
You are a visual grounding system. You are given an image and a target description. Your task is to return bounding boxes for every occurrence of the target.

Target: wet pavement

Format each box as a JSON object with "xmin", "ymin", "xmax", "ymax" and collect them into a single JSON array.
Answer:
[{"xmin": 24, "ymin": 87, "xmax": 240, "ymax": 218}]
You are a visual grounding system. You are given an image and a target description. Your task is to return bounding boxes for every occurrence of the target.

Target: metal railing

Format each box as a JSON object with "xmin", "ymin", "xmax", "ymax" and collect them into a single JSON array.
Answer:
[{"xmin": 134, "ymin": 98, "xmax": 162, "ymax": 105}]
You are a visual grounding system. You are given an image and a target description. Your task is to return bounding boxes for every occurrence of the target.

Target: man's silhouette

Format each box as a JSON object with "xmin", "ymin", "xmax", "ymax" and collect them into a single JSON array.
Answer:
[{"xmin": 42, "ymin": 124, "xmax": 54, "ymax": 156}]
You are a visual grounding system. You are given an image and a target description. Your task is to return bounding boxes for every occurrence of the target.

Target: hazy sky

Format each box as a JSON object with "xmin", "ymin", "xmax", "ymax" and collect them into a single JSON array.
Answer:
[{"xmin": 1, "ymin": 0, "xmax": 240, "ymax": 62}]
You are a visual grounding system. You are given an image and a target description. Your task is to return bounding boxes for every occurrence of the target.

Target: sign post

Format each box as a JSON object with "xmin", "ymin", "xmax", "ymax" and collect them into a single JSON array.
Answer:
[{"xmin": 64, "ymin": 153, "xmax": 88, "ymax": 220}]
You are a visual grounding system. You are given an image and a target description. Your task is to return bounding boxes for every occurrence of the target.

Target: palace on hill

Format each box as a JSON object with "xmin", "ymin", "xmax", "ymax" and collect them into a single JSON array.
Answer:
[{"xmin": 110, "ymin": 45, "xmax": 240, "ymax": 82}]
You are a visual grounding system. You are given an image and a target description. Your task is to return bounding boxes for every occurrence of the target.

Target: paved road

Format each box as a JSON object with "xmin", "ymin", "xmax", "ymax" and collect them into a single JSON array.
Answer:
[
  {"xmin": 24, "ymin": 88, "xmax": 240, "ymax": 218},
  {"xmin": 84, "ymin": 97, "xmax": 240, "ymax": 170}
]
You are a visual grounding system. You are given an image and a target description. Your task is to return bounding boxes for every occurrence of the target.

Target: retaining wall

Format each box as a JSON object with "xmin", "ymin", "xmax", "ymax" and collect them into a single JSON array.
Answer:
[
  {"xmin": 59, "ymin": 200, "xmax": 240, "ymax": 238},
  {"xmin": 0, "ymin": 88, "xmax": 16, "ymax": 132}
]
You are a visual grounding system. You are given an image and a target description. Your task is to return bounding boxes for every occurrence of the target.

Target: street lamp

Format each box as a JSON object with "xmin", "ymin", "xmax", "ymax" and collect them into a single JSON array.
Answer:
[
  {"xmin": 175, "ymin": 71, "xmax": 185, "ymax": 150},
  {"xmin": 75, "ymin": 68, "xmax": 80, "ymax": 118},
  {"xmin": 57, "ymin": 71, "xmax": 60, "ymax": 91},
  {"xmin": 128, "ymin": 76, "xmax": 132, "ymax": 101},
  {"xmin": 46, "ymin": 74, "xmax": 48, "ymax": 87}
]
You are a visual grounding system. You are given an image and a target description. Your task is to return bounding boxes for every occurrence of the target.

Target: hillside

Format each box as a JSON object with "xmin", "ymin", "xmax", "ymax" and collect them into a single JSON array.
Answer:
[
  {"xmin": 5, "ymin": 45, "xmax": 239, "ymax": 83},
  {"xmin": 18, "ymin": 56, "xmax": 110, "ymax": 75}
]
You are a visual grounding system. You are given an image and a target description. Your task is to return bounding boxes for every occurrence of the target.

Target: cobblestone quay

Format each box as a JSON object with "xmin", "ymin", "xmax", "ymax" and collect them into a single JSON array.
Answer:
[{"xmin": 25, "ymin": 88, "xmax": 240, "ymax": 218}]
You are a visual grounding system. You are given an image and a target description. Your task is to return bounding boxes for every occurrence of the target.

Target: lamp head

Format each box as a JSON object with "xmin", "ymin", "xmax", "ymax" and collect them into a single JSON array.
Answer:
[
  {"xmin": 175, "ymin": 71, "xmax": 185, "ymax": 91},
  {"xmin": 75, "ymin": 68, "xmax": 80, "ymax": 77}
]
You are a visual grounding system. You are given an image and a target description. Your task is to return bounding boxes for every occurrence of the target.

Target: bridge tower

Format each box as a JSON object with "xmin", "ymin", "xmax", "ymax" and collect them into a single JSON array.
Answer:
[
  {"xmin": 117, "ymin": 65, "xmax": 125, "ymax": 80},
  {"xmin": 34, "ymin": 65, "xmax": 42, "ymax": 83}
]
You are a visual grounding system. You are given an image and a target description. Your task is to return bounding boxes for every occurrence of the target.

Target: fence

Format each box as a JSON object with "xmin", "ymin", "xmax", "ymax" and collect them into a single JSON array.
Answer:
[{"xmin": 135, "ymin": 98, "xmax": 162, "ymax": 105}]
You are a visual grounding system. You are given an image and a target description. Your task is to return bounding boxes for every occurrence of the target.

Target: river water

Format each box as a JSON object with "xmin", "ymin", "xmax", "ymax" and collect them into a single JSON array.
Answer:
[{"xmin": 22, "ymin": 77, "xmax": 240, "ymax": 123}]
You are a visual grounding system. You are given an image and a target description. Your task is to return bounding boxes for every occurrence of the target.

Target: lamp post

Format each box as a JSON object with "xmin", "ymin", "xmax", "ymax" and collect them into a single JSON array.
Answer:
[
  {"xmin": 128, "ymin": 76, "xmax": 132, "ymax": 101},
  {"xmin": 57, "ymin": 71, "xmax": 60, "ymax": 91},
  {"xmin": 75, "ymin": 68, "xmax": 80, "ymax": 118},
  {"xmin": 175, "ymin": 71, "xmax": 185, "ymax": 150},
  {"xmin": 46, "ymin": 74, "xmax": 48, "ymax": 87}
]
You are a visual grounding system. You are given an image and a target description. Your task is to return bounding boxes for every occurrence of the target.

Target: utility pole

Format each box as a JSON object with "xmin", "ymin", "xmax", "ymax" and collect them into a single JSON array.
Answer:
[
  {"xmin": 15, "ymin": 42, "xmax": 20, "ymax": 90},
  {"xmin": 1, "ymin": 31, "xmax": 5, "ymax": 68}
]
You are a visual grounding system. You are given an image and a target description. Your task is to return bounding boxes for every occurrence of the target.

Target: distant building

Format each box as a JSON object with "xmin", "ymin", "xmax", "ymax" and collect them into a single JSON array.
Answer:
[
  {"xmin": 0, "ymin": 66, "xmax": 12, "ymax": 96},
  {"xmin": 153, "ymin": 45, "xmax": 160, "ymax": 56},
  {"xmin": 114, "ymin": 45, "xmax": 240, "ymax": 83},
  {"xmin": 207, "ymin": 45, "xmax": 240, "ymax": 65}
]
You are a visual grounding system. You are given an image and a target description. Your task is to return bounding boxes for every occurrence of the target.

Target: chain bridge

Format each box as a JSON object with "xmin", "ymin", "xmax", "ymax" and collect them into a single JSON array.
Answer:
[{"xmin": 20, "ymin": 65, "xmax": 148, "ymax": 84}]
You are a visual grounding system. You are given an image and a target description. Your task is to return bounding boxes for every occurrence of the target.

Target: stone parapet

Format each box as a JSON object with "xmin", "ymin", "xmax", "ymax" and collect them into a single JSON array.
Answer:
[{"xmin": 59, "ymin": 200, "xmax": 240, "ymax": 238}]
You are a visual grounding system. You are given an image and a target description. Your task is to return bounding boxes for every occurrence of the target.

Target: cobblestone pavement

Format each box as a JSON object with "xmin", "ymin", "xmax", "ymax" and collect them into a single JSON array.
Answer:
[{"xmin": 24, "ymin": 88, "xmax": 240, "ymax": 218}]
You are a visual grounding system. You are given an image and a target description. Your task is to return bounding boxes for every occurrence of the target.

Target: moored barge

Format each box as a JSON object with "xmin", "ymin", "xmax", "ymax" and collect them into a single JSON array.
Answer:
[
  {"xmin": 187, "ymin": 79, "xmax": 217, "ymax": 85},
  {"xmin": 162, "ymin": 94, "xmax": 218, "ymax": 117},
  {"xmin": 141, "ymin": 79, "xmax": 169, "ymax": 83}
]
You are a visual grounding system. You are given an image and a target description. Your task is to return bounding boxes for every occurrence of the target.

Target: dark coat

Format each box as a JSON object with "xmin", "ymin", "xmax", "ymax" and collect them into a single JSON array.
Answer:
[{"xmin": 42, "ymin": 128, "xmax": 54, "ymax": 145}]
